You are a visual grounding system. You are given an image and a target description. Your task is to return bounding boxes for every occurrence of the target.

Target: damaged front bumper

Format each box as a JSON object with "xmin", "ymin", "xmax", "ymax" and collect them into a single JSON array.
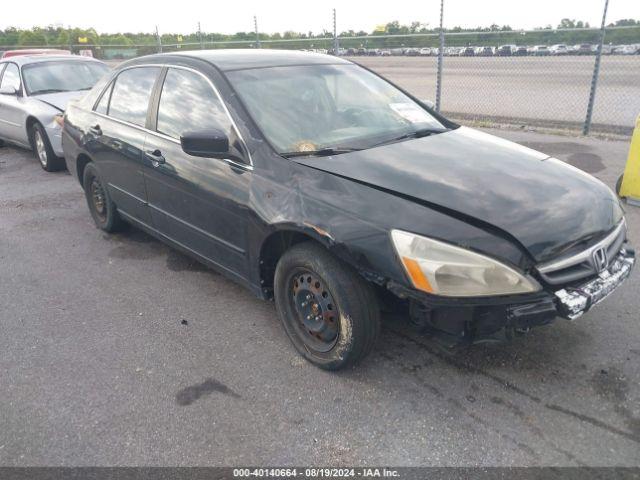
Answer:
[
  {"xmin": 390, "ymin": 246, "xmax": 635, "ymax": 344},
  {"xmin": 554, "ymin": 247, "xmax": 635, "ymax": 320}
]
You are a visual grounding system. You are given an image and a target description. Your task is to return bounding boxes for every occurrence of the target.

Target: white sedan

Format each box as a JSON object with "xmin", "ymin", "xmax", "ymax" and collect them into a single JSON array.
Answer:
[{"xmin": 0, "ymin": 55, "xmax": 108, "ymax": 171}]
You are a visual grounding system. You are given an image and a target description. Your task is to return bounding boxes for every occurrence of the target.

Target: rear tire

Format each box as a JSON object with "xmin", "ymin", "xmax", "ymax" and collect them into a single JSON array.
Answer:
[
  {"xmin": 82, "ymin": 163, "xmax": 126, "ymax": 232},
  {"xmin": 30, "ymin": 122, "xmax": 65, "ymax": 172},
  {"xmin": 274, "ymin": 242, "xmax": 380, "ymax": 370}
]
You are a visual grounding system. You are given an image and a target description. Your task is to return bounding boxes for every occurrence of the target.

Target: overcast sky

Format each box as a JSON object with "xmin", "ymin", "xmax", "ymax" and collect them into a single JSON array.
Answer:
[{"xmin": 2, "ymin": 0, "xmax": 639, "ymax": 34}]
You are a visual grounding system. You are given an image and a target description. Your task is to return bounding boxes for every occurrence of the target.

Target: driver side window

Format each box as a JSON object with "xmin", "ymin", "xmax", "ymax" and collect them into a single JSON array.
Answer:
[
  {"xmin": 156, "ymin": 68, "xmax": 231, "ymax": 139},
  {"xmin": 0, "ymin": 64, "xmax": 21, "ymax": 91}
]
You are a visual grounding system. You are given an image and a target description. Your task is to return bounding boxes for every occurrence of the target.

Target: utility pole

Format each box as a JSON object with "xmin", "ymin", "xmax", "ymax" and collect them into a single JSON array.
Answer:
[
  {"xmin": 155, "ymin": 25, "xmax": 162, "ymax": 53},
  {"xmin": 333, "ymin": 8, "xmax": 339, "ymax": 55},
  {"xmin": 254, "ymin": 16, "xmax": 260, "ymax": 48},
  {"xmin": 198, "ymin": 22, "xmax": 204, "ymax": 49},
  {"xmin": 435, "ymin": 0, "xmax": 445, "ymax": 112},
  {"xmin": 583, "ymin": 0, "xmax": 609, "ymax": 135}
]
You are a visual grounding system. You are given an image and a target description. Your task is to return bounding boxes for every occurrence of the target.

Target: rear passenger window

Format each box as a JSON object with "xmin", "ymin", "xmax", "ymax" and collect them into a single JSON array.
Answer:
[
  {"xmin": 108, "ymin": 67, "xmax": 160, "ymax": 127},
  {"xmin": 157, "ymin": 68, "xmax": 231, "ymax": 139}
]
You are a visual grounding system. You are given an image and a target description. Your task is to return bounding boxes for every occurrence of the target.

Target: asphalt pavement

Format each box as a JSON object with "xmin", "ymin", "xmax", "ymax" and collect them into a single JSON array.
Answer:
[
  {"xmin": 0, "ymin": 128, "xmax": 639, "ymax": 466},
  {"xmin": 350, "ymin": 56, "xmax": 640, "ymax": 133}
]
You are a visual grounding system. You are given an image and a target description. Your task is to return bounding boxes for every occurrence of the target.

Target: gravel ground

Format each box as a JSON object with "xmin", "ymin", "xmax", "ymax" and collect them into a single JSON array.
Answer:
[{"xmin": 0, "ymin": 128, "xmax": 639, "ymax": 466}]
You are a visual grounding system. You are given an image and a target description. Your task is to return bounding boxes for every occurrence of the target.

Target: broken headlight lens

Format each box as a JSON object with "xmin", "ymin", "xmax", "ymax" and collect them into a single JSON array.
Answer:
[{"xmin": 391, "ymin": 230, "xmax": 540, "ymax": 297}]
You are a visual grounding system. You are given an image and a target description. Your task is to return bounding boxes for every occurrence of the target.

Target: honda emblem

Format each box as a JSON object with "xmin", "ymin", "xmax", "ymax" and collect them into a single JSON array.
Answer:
[{"xmin": 592, "ymin": 247, "xmax": 608, "ymax": 273}]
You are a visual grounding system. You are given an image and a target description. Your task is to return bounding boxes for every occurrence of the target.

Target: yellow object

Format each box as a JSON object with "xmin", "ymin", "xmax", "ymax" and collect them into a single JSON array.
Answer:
[
  {"xmin": 78, "ymin": 36, "xmax": 88, "ymax": 43},
  {"xmin": 619, "ymin": 115, "xmax": 640, "ymax": 202}
]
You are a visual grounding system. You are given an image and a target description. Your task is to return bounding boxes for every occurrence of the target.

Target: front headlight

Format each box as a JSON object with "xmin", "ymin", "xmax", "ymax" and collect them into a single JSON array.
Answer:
[{"xmin": 391, "ymin": 230, "xmax": 540, "ymax": 297}]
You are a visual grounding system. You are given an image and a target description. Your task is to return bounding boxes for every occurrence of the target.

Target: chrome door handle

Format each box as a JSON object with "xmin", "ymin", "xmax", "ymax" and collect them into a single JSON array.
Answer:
[
  {"xmin": 145, "ymin": 149, "xmax": 165, "ymax": 166},
  {"xmin": 88, "ymin": 124, "xmax": 102, "ymax": 135}
]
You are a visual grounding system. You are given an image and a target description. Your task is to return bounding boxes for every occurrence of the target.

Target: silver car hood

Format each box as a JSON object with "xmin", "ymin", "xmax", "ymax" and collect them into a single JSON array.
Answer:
[{"xmin": 32, "ymin": 90, "xmax": 86, "ymax": 112}]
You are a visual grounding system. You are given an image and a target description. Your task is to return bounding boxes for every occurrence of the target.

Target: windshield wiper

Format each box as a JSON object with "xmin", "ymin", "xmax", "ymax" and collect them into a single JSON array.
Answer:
[
  {"xmin": 30, "ymin": 88, "xmax": 69, "ymax": 95},
  {"xmin": 370, "ymin": 127, "xmax": 448, "ymax": 148},
  {"xmin": 280, "ymin": 147, "xmax": 361, "ymax": 158}
]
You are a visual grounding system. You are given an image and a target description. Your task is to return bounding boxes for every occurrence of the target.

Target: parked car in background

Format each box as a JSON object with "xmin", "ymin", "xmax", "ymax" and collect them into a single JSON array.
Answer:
[
  {"xmin": 460, "ymin": 47, "xmax": 475, "ymax": 57},
  {"xmin": 405, "ymin": 48, "xmax": 419, "ymax": 56},
  {"xmin": 0, "ymin": 55, "xmax": 108, "ymax": 171},
  {"xmin": 475, "ymin": 46, "xmax": 494, "ymax": 57},
  {"xmin": 379, "ymin": 49, "xmax": 391, "ymax": 56},
  {"xmin": 574, "ymin": 44, "xmax": 594, "ymax": 55},
  {"xmin": 497, "ymin": 45, "xmax": 515, "ymax": 56},
  {"xmin": 1, "ymin": 49, "xmax": 72, "ymax": 59},
  {"xmin": 513, "ymin": 46, "xmax": 529, "ymax": 56},
  {"xmin": 530, "ymin": 45, "xmax": 550, "ymax": 56},
  {"xmin": 419, "ymin": 48, "xmax": 432, "ymax": 56},
  {"xmin": 599, "ymin": 44, "xmax": 614, "ymax": 55},
  {"xmin": 618, "ymin": 44, "xmax": 640, "ymax": 55},
  {"xmin": 62, "ymin": 50, "xmax": 634, "ymax": 370},
  {"xmin": 550, "ymin": 44, "xmax": 569, "ymax": 55},
  {"xmin": 612, "ymin": 45, "xmax": 626, "ymax": 55}
]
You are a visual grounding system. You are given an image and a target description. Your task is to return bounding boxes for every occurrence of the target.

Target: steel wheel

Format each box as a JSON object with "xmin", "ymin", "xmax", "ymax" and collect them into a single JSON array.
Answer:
[
  {"xmin": 288, "ymin": 268, "xmax": 340, "ymax": 353},
  {"xmin": 34, "ymin": 129, "xmax": 48, "ymax": 167},
  {"xmin": 90, "ymin": 177, "xmax": 107, "ymax": 222}
]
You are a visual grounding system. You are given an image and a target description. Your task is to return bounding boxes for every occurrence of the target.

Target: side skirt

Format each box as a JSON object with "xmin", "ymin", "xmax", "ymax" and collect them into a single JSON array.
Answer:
[{"xmin": 117, "ymin": 209, "xmax": 263, "ymax": 299}]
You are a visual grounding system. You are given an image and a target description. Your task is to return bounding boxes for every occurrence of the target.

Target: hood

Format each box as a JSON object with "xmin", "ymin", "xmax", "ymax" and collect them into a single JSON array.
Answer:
[
  {"xmin": 294, "ymin": 127, "xmax": 623, "ymax": 263},
  {"xmin": 32, "ymin": 90, "xmax": 86, "ymax": 112}
]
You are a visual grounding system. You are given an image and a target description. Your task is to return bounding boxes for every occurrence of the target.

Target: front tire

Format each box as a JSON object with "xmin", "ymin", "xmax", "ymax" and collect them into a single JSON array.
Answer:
[
  {"xmin": 30, "ymin": 122, "xmax": 65, "ymax": 172},
  {"xmin": 82, "ymin": 163, "xmax": 126, "ymax": 232},
  {"xmin": 274, "ymin": 242, "xmax": 380, "ymax": 370}
]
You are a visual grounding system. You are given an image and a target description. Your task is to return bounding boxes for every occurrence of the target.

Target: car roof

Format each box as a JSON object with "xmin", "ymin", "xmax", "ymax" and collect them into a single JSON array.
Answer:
[
  {"xmin": 0, "ymin": 55, "xmax": 105, "ymax": 66},
  {"xmin": 125, "ymin": 49, "xmax": 352, "ymax": 72}
]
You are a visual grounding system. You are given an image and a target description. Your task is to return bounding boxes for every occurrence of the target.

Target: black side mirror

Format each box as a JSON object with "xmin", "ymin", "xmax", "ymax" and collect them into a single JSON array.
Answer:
[{"xmin": 180, "ymin": 129, "xmax": 229, "ymax": 158}]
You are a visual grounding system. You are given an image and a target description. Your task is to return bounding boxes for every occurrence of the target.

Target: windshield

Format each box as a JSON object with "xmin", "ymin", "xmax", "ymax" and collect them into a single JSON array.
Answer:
[
  {"xmin": 22, "ymin": 61, "xmax": 109, "ymax": 95},
  {"xmin": 227, "ymin": 64, "xmax": 446, "ymax": 155}
]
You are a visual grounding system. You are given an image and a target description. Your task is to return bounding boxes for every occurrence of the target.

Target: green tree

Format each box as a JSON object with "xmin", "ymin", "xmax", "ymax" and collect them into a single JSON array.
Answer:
[{"xmin": 18, "ymin": 28, "xmax": 47, "ymax": 46}]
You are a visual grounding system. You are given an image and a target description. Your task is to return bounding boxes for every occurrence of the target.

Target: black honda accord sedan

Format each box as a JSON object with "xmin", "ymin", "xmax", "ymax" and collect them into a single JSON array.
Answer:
[{"xmin": 62, "ymin": 50, "xmax": 634, "ymax": 370}]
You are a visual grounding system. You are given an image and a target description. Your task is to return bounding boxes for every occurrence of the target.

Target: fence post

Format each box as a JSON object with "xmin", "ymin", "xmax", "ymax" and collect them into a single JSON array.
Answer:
[
  {"xmin": 435, "ymin": 0, "xmax": 445, "ymax": 112},
  {"xmin": 583, "ymin": 0, "xmax": 609, "ymax": 136},
  {"xmin": 198, "ymin": 22, "xmax": 204, "ymax": 49},
  {"xmin": 254, "ymin": 16, "xmax": 260, "ymax": 48},
  {"xmin": 333, "ymin": 8, "xmax": 339, "ymax": 55},
  {"xmin": 155, "ymin": 25, "xmax": 162, "ymax": 53}
]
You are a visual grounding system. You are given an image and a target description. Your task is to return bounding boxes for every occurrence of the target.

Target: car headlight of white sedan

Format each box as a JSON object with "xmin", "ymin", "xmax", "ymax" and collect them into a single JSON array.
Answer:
[{"xmin": 391, "ymin": 229, "xmax": 541, "ymax": 297}]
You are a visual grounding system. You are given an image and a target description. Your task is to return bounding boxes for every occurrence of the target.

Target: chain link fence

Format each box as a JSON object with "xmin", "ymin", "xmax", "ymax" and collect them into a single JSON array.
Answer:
[{"xmin": 2, "ymin": 26, "xmax": 639, "ymax": 136}]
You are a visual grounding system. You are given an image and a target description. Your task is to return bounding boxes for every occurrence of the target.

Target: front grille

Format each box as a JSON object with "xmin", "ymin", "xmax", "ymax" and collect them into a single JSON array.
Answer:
[{"xmin": 537, "ymin": 220, "xmax": 627, "ymax": 285}]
